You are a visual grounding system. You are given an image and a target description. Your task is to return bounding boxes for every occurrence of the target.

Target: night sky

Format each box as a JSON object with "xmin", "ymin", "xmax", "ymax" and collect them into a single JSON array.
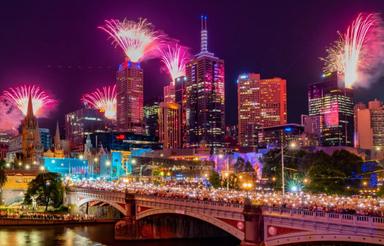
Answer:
[{"xmin": 1, "ymin": 0, "xmax": 384, "ymax": 132}]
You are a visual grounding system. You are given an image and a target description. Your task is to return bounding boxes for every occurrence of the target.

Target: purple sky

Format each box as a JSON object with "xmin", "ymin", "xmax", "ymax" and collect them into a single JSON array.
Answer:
[{"xmin": 1, "ymin": 0, "xmax": 384, "ymax": 132}]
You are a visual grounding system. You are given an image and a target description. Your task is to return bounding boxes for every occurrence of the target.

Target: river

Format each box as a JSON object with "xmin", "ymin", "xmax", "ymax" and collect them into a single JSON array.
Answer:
[{"xmin": 0, "ymin": 223, "xmax": 240, "ymax": 246}]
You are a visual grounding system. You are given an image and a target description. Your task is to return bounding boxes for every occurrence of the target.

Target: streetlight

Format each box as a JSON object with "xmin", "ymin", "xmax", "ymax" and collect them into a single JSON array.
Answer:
[
  {"xmin": 242, "ymin": 182, "xmax": 253, "ymax": 199},
  {"xmin": 39, "ymin": 165, "xmax": 45, "ymax": 171},
  {"xmin": 79, "ymin": 154, "xmax": 84, "ymax": 160},
  {"xmin": 25, "ymin": 164, "xmax": 30, "ymax": 170},
  {"xmin": 5, "ymin": 163, "xmax": 10, "ymax": 168}
]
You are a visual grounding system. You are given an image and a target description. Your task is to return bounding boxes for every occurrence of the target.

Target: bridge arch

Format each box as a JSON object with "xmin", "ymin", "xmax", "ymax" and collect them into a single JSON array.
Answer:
[
  {"xmin": 136, "ymin": 208, "xmax": 244, "ymax": 240},
  {"xmin": 76, "ymin": 198, "xmax": 127, "ymax": 216},
  {"xmin": 266, "ymin": 231, "xmax": 384, "ymax": 245}
]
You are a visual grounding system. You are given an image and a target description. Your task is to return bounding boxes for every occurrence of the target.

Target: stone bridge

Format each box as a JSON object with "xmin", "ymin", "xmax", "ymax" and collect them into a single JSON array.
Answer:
[{"xmin": 65, "ymin": 187, "xmax": 384, "ymax": 245}]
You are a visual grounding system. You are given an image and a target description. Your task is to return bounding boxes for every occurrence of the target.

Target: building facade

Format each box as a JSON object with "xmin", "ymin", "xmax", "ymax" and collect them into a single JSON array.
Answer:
[
  {"xmin": 185, "ymin": 16, "xmax": 225, "ymax": 148},
  {"xmin": 159, "ymin": 102, "xmax": 182, "ymax": 149},
  {"xmin": 308, "ymin": 73, "xmax": 354, "ymax": 146},
  {"xmin": 39, "ymin": 128, "xmax": 51, "ymax": 151},
  {"xmin": 65, "ymin": 107, "xmax": 109, "ymax": 153},
  {"xmin": 144, "ymin": 100, "xmax": 160, "ymax": 138},
  {"xmin": 355, "ymin": 99, "xmax": 384, "ymax": 151},
  {"xmin": 116, "ymin": 60, "xmax": 144, "ymax": 134},
  {"xmin": 237, "ymin": 73, "xmax": 287, "ymax": 148}
]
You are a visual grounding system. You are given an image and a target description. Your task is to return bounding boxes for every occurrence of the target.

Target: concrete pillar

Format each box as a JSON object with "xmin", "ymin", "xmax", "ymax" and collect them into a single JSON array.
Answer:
[
  {"xmin": 115, "ymin": 191, "xmax": 138, "ymax": 240},
  {"xmin": 241, "ymin": 200, "xmax": 264, "ymax": 246}
]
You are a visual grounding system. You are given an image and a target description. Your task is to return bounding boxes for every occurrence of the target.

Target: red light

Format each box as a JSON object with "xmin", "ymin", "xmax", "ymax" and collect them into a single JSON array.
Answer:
[{"xmin": 116, "ymin": 134, "xmax": 125, "ymax": 140}]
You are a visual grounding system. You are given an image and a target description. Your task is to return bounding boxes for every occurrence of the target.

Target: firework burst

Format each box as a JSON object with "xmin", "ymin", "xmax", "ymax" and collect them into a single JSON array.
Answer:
[
  {"xmin": 2, "ymin": 85, "xmax": 58, "ymax": 117},
  {"xmin": 81, "ymin": 85, "xmax": 117, "ymax": 120},
  {"xmin": 321, "ymin": 13, "xmax": 383, "ymax": 88},
  {"xmin": 0, "ymin": 99, "xmax": 23, "ymax": 134},
  {"xmin": 159, "ymin": 43, "xmax": 190, "ymax": 82},
  {"xmin": 99, "ymin": 18, "xmax": 164, "ymax": 62}
]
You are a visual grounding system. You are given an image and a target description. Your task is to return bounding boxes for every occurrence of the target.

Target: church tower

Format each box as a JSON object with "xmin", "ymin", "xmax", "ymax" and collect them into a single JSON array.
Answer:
[
  {"xmin": 53, "ymin": 121, "xmax": 64, "ymax": 158},
  {"xmin": 21, "ymin": 95, "xmax": 43, "ymax": 165}
]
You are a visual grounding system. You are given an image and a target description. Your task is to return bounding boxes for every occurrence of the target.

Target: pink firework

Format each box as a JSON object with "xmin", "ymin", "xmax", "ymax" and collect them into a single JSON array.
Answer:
[
  {"xmin": 159, "ymin": 43, "xmax": 190, "ymax": 82},
  {"xmin": 2, "ymin": 85, "xmax": 58, "ymax": 117},
  {"xmin": 99, "ymin": 18, "xmax": 164, "ymax": 62},
  {"xmin": 81, "ymin": 85, "xmax": 116, "ymax": 120},
  {"xmin": 322, "ymin": 13, "xmax": 383, "ymax": 88},
  {"xmin": 0, "ymin": 99, "xmax": 23, "ymax": 134}
]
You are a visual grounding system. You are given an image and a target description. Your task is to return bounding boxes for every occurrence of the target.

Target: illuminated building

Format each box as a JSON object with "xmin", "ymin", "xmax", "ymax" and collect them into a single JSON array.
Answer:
[
  {"xmin": 258, "ymin": 123, "xmax": 304, "ymax": 148},
  {"xmin": 21, "ymin": 96, "xmax": 43, "ymax": 165},
  {"xmin": 175, "ymin": 76, "xmax": 188, "ymax": 146},
  {"xmin": 237, "ymin": 73, "xmax": 287, "ymax": 148},
  {"xmin": 185, "ymin": 16, "xmax": 225, "ymax": 148},
  {"xmin": 39, "ymin": 128, "xmax": 51, "ymax": 151},
  {"xmin": 163, "ymin": 83, "xmax": 175, "ymax": 103},
  {"xmin": 144, "ymin": 100, "xmax": 160, "ymax": 138},
  {"xmin": 308, "ymin": 73, "xmax": 354, "ymax": 146},
  {"xmin": 65, "ymin": 107, "xmax": 109, "ymax": 153},
  {"xmin": 159, "ymin": 102, "xmax": 181, "ymax": 149},
  {"xmin": 116, "ymin": 61, "xmax": 144, "ymax": 134},
  {"xmin": 89, "ymin": 132, "xmax": 161, "ymax": 152},
  {"xmin": 355, "ymin": 99, "xmax": 384, "ymax": 153}
]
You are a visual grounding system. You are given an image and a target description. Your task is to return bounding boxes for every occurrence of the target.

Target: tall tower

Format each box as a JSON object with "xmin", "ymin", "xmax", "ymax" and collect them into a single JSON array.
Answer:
[
  {"xmin": 185, "ymin": 16, "xmax": 225, "ymax": 148},
  {"xmin": 116, "ymin": 60, "xmax": 144, "ymax": 134},
  {"xmin": 308, "ymin": 73, "xmax": 354, "ymax": 146},
  {"xmin": 159, "ymin": 102, "xmax": 181, "ymax": 149},
  {"xmin": 53, "ymin": 121, "xmax": 64, "ymax": 158},
  {"xmin": 237, "ymin": 73, "xmax": 287, "ymax": 148},
  {"xmin": 21, "ymin": 95, "xmax": 43, "ymax": 165}
]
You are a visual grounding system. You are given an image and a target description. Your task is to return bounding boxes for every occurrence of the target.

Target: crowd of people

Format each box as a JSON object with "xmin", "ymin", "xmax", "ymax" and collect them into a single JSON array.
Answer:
[
  {"xmin": 72, "ymin": 179, "xmax": 384, "ymax": 217},
  {"xmin": 0, "ymin": 210, "xmax": 95, "ymax": 221}
]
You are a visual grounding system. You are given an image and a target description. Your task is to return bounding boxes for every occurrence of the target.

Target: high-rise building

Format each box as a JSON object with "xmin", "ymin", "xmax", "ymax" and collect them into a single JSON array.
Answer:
[
  {"xmin": 39, "ymin": 128, "xmax": 51, "ymax": 151},
  {"xmin": 308, "ymin": 73, "xmax": 354, "ymax": 146},
  {"xmin": 175, "ymin": 76, "xmax": 188, "ymax": 146},
  {"xmin": 355, "ymin": 99, "xmax": 384, "ymax": 150},
  {"xmin": 159, "ymin": 102, "xmax": 181, "ymax": 149},
  {"xmin": 21, "ymin": 96, "xmax": 43, "ymax": 164},
  {"xmin": 163, "ymin": 83, "xmax": 175, "ymax": 103},
  {"xmin": 237, "ymin": 73, "xmax": 287, "ymax": 148},
  {"xmin": 144, "ymin": 100, "xmax": 160, "ymax": 138},
  {"xmin": 116, "ymin": 60, "xmax": 144, "ymax": 134},
  {"xmin": 185, "ymin": 16, "xmax": 225, "ymax": 148},
  {"xmin": 65, "ymin": 107, "xmax": 109, "ymax": 153}
]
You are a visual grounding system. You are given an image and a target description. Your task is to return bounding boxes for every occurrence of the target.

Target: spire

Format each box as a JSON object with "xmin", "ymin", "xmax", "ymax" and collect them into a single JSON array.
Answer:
[
  {"xmin": 26, "ymin": 94, "xmax": 34, "ymax": 118},
  {"xmin": 54, "ymin": 121, "xmax": 61, "ymax": 150},
  {"xmin": 200, "ymin": 15, "xmax": 208, "ymax": 53}
]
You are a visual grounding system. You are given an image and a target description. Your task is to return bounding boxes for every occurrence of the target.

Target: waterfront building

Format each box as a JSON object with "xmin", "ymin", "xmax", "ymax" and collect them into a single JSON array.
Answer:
[{"xmin": 159, "ymin": 102, "xmax": 182, "ymax": 149}]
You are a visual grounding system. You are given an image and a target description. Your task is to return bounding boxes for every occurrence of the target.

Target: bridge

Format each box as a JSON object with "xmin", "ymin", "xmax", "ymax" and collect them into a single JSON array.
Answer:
[{"xmin": 65, "ymin": 187, "xmax": 384, "ymax": 245}]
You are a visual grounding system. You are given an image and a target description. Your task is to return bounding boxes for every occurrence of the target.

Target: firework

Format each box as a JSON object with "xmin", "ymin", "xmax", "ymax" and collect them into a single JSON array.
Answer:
[
  {"xmin": 322, "ymin": 13, "xmax": 382, "ymax": 88},
  {"xmin": 0, "ymin": 99, "xmax": 23, "ymax": 134},
  {"xmin": 81, "ymin": 85, "xmax": 117, "ymax": 120},
  {"xmin": 99, "ymin": 18, "xmax": 164, "ymax": 62},
  {"xmin": 159, "ymin": 43, "xmax": 190, "ymax": 82},
  {"xmin": 2, "ymin": 85, "xmax": 58, "ymax": 117}
]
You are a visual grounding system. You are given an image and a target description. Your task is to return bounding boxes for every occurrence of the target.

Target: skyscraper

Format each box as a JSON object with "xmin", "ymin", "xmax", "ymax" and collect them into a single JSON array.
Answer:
[
  {"xmin": 159, "ymin": 102, "xmax": 181, "ymax": 149},
  {"xmin": 116, "ymin": 60, "xmax": 144, "ymax": 134},
  {"xmin": 308, "ymin": 73, "xmax": 354, "ymax": 146},
  {"xmin": 237, "ymin": 73, "xmax": 287, "ymax": 147},
  {"xmin": 175, "ymin": 76, "xmax": 188, "ymax": 146},
  {"xmin": 144, "ymin": 99, "xmax": 160, "ymax": 138},
  {"xmin": 355, "ymin": 99, "xmax": 384, "ymax": 150},
  {"xmin": 21, "ymin": 95, "xmax": 43, "ymax": 164},
  {"xmin": 65, "ymin": 107, "xmax": 109, "ymax": 152},
  {"xmin": 39, "ymin": 128, "xmax": 51, "ymax": 151},
  {"xmin": 185, "ymin": 16, "xmax": 225, "ymax": 148}
]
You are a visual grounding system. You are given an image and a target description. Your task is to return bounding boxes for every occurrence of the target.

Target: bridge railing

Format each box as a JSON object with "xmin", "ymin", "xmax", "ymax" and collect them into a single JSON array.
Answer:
[{"xmin": 263, "ymin": 206, "xmax": 384, "ymax": 229}]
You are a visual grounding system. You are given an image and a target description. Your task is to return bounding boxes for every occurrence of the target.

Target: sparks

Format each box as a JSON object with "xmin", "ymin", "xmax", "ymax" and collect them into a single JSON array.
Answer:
[
  {"xmin": 99, "ymin": 18, "xmax": 164, "ymax": 62},
  {"xmin": 159, "ymin": 44, "xmax": 190, "ymax": 82},
  {"xmin": 81, "ymin": 85, "xmax": 117, "ymax": 120},
  {"xmin": 0, "ymin": 99, "xmax": 23, "ymax": 134},
  {"xmin": 2, "ymin": 85, "xmax": 58, "ymax": 117},
  {"xmin": 322, "ymin": 13, "xmax": 382, "ymax": 88}
]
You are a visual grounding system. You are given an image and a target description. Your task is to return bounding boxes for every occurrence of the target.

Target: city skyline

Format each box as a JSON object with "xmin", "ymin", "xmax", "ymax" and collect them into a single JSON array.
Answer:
[{"xmin": 1, "ymin": 1, "xmax": 384, "ymax": 133}]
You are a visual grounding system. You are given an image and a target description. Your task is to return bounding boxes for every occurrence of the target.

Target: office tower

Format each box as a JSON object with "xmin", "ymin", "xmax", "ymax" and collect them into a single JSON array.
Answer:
[
  {"xmin": 185, "ymin": 16, "xmax": 225, "ymax": 148},
  {"xmin": 116, "ymin": 61, "xmax": 144, "ymax": 134},
  {"xmin": 163, "ymin": 83, "xmax": 175, "ymax": 103},
  {"xmin": 308, "ymin": 73, "xmax": 354, "ymax": 146},
  {"xmin": 175, "ymin": 76, "xmax": 188, "ymax": 146},
  {"xmin": 144, "ymin": 100, "xmax": 160, "ymax": 138},
  {"xmin": 21, "ymin": 96, "xmax": 43, "ymax": 164},
  {"xmin": 39, "ymin": 128, "xmax": 51, "ymax": 151},
  {"xmin": 65, "ymin": 107, "xmax": 109, "ymax": 152},
  {"xmin": 355, "ymin": 99, "xmax": 384, "ymax": 150},
  {"xmin": 159, "ymin": 102, "xmax": 181, "ymax": 149},
  {"xmin": 237, "ymin": 73, "xmax": 287, "ymax": 147}
]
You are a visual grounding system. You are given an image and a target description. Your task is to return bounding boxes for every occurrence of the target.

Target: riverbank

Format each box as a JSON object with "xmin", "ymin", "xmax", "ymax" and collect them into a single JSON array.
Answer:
[{"xmin": 0, "ymin": 218, "xmax": 117, "ymax": 226}]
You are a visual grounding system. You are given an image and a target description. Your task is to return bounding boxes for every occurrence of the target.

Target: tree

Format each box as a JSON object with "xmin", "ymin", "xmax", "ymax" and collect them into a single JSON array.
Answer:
[
  {"xmin": 0, "ymin": 160, "xmax": 7, "ymax": 188},
  {"xmin": 209, "ymin": 170, "xmax": 221, "ymax": 188},
  {"xmin": 24, "ymin": 172, "xmax": 64, "ymax": 211}
]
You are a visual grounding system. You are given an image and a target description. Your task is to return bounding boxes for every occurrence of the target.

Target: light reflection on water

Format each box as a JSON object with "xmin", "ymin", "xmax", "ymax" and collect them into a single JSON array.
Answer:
[{"xmin": 0, "ymin": 224, "xmax": 240, "ymax": 246}]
